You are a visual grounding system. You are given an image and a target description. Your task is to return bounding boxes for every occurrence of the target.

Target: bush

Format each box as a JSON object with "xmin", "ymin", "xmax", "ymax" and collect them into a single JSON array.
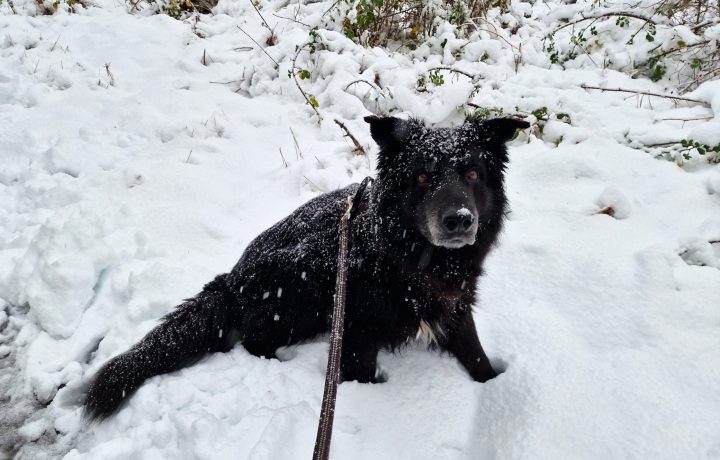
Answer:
[
  {"xmin": 327, "ymin": 0, "xmax": 508, "ymax": 47},
  {"xmin": 544, "ymin": 1, "xmax": 720, "ymax": 92},
  {"xmin": 128, "ymin": 0, "xmax": 215, "ymax": 17}
]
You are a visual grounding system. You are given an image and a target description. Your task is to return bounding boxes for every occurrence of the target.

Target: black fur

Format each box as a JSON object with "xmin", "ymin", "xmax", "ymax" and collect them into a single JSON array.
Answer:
[{"xmin": 83, "ymin": 116, "xmax": 529, "ymax": 421}]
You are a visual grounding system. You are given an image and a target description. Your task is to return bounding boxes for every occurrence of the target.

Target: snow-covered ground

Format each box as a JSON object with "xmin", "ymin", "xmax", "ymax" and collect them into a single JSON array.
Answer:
[{"xmin": 1, "ymin": 0, "xmax": 719, "ymax": 458}]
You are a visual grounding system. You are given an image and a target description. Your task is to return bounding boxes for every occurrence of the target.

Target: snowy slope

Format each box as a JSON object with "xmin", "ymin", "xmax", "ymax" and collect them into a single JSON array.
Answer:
[{"xmin": 1, "ymin": 0, "xmax": 720, "ymax": 459}]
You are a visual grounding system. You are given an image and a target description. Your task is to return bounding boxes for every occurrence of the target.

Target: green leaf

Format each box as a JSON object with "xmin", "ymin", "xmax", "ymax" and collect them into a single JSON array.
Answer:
[
  {"xmin": 531, "ymin": 107, "xmax": 549, "ymax": 119},
  {"xmin": 556, "ymin": 112, "xmax": 571, "ymax": 123}
]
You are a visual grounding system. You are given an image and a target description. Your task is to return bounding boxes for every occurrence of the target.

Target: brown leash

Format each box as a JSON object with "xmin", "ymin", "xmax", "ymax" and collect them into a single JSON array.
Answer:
[{"xmin": 312, "ymin": 177, "xmax": 373, "ymax": 460}]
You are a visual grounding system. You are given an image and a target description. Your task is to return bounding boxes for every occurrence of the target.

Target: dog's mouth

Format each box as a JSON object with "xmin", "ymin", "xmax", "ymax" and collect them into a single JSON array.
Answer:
[
  {"xmin": 417, "ymin": 210, "xmax": 479, "ymax": 249},
  {"xmin": 435, "ymin": 235, "xmax": 476, "ymax": 249}
]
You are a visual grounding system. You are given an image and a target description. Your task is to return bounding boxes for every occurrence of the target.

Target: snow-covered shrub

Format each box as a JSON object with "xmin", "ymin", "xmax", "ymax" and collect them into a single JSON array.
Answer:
[
  {"xmin": 32, "ymin": 0, "xmax": 90, "ymax": 14},
  {"xmin": 650, "ymin": 138, "xmax": 720, "ymax": 164},
  {"xmin": 0, "ymin": 0, "xmax": 213, "ymax": 16},
  {"xmin": 325, "ymin": 0, "xmax": 508, "ymax": 47},
  {"xmin": 543, "ymin": 0, "xmax": 720, "ymax": 93},
  {"xmin": 127, "ymin": 0, "xmax": 215, "ymax": 18}
]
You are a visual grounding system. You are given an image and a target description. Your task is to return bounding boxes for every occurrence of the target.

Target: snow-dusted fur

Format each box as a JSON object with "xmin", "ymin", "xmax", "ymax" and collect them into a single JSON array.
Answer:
[{"xmin": 83, "ymin": 116, "xmax": 529, "ymax": 421}]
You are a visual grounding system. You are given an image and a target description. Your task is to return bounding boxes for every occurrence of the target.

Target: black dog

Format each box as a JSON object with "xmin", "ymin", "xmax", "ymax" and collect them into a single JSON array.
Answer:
[{"xmin": 84, "ymin": 115, "xmax": 529, "ymax": 420}]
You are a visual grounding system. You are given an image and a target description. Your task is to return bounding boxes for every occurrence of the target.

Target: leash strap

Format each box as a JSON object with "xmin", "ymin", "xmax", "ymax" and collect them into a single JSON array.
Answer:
[{"xmin": 312, "ymin": 177, "xmax": 373, "ymax": 460}]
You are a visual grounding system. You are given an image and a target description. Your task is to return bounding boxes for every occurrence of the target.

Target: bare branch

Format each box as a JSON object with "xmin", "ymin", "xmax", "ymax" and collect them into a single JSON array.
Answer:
[
  {"xmin": 657, "ymin": 116, "xmax": 713, "ymax": 122},
  {"xmin": 427, "ymin": 66, "xmax": 479, "ymax": 80},
  {"xmin": 249, "ymin": 0, "xmax": 273, "ymax": 31},
  {"xmin": 651, "ymin": 40, "xmax": 710, "ymax": 60},
  {"xmin": 344, "ymin": 79, "xmax": 382, "ymax": 92},
  {"xmin": 334, "ymin": 119, "xmax": 367, "ymax": 155},
  {"xmin": 272, "ymin": 13, "xmax": 311, "ymax": 27},
  {"xmin": 237, "ymin": 25, "xmax": 279, "ymax": 67},
  {"xmin": 551, "ymin": 12, "xmax": 657, "ymax": 35},
  {"xmin": 580, "ymin": 85, "xmax": 707, "ymax": 105}
]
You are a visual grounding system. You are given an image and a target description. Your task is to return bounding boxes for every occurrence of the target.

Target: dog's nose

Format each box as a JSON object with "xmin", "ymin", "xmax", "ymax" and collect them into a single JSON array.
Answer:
[{"xmin": 442, "ymin": 210, "xmax": 475, "ymax": 233}]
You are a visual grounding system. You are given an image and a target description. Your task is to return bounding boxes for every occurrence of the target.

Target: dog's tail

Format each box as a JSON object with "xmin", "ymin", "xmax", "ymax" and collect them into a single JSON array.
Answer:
[{"xmin": 83, "ymin": 273, "xmax": 239, "ymax": 421}]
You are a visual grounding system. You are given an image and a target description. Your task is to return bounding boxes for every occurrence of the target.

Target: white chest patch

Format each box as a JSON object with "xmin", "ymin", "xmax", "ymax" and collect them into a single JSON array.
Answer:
[{"xmin": 416, "ymin": 319, "xmax": 438, "ymax": 345}]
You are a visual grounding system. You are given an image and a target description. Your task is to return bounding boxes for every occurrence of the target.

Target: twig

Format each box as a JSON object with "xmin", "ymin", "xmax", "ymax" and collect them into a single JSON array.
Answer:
[
  {"xmin": 427, "ymin": 66, "xmax": 479, "ymax": 80},
  {"xmin": 651, "ymin": 40, "xmax": 710, "ymax": 60},
  {"xmin": 374, "ymin": 4, "xmax": 423, "ymax": 21},
  {"xmin": 273, "ymin": 13, "xmax": 310, "ymax": 27},
  {"xmin": 278, "ymin": 147, "xmax": 288, "ymax": 167},
  {"xmin": 466, "ymin": 102, "xmax": 529, "ymax": 119},
  {"xmin": 642, "ymin": 141, "xmax": 682, "ymax": 148},
  {"xmin": 249, "ymin": 0, "xmax": 277, "ymax": 45},
  {"xmin": 469, "ymin": 16, "xmax": 521, "ymax": 52},
  {"xmin": 552, "ymin": 12, "xmax": 656, "ymax": 35},
  {"xmin": 334, "ymin": 119, "xmax": 367, "ymax": 155},
  {"xmin": 691, "ymin": 18, "xmax": 720, "ymax": 33},
  {"xmin": 682, "ymin": 68, "xmax": 720, "ymax": 92},
  {"xmin": 580, "ymin": 85, "xmax": 707, "ymax": 105},
  {"xmin": 290, "ymin": 127, "xmax": 304, "ymax": 159},
  {"xmin": 104, "ymin": 63, "xmax": 115, "ymax": 87},
  {"xmin": 303, "ymin": 175, "xmax": 324, "ymax": 192},
  {"xmin": 186, "ymin": 149, "xmax": 193, "ymax": 163},
  {"xmin": 321, "ymin": 0, "xmax": 343, "ymax": 18},
  {"xmin": 625, "ymin": 17, "xmax": 650, "ymax": 45},
  {"xmin": 291, "ymin": 45, "xmax": 322, "ymax": 120},
  {"xmin": 249, "ymin": 0, "xmax": 273, "ymax": 31},
  {"xmin": 657, "ymin": 116, "xmax": 713, "ymax": 122},
  {"xmin": 128, "ymin": 0, "xmax": 142, "ymax": 13},
  {"xmin": 344, "ymin": 79, "xmax": 381, "ymax": 92},
  {"xmin": 237, "ymin": 25, "xmax": 279, "ymax": 67},
  {"xmin": 50, "ymin": 35, "xmax": 61, "ymax": 52}
]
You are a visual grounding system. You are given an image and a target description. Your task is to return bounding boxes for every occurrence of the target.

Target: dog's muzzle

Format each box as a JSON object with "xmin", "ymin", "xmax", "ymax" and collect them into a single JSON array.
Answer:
[{"xmin": 432, "ymin": 208, "xmax": 478, "ymax": 248}]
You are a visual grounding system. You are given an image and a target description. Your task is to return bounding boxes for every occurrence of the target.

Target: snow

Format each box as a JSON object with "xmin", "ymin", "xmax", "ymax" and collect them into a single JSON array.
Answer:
[{"xmin": 1, "ymin": 0, "xmax": 720, "ymax": 459}]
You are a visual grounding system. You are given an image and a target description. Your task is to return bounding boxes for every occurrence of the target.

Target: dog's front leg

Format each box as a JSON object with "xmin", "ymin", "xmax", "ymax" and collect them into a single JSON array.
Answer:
[
  {"xmin": 442, "ymin": 311, "xmax": 498, "ymax": 383},
  {"xmin": 340, "ymin": 329, "xmax": 381, "ymax": 383}
]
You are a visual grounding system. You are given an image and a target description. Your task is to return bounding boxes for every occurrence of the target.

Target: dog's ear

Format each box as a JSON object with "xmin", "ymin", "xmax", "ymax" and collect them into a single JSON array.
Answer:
[
  {"xmin": 364, "ymin": 115, "xmax": 412, "ymax": 151},
  {"xmin": 480, "ymin": 117, "xmax": 530, "ymax": 144}
]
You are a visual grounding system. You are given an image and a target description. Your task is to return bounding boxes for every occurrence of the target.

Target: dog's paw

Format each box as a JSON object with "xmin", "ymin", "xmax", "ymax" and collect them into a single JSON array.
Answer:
[
  {"xmin": 489, "ymin": 356, "xmax": 508, "ymax": 375},
  {"xmin": 474, "ymin": 358, "xmax": 507, "ymax": 383},
  {"xmin": 373, "ymin": 367, "xmax": 388, "ymax": 383},
  {"xmin": 475, "ymin": 370, "xmax": 499, "ymax": 383}
]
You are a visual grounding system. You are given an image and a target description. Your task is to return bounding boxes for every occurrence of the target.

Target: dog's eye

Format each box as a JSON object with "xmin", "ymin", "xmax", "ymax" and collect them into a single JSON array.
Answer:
[
  {"xmin": 416, "ymin": 172, "xmax": 430, "ymax": 185},
  {"xmin": 465, "ymin": 169, "xmax": 479, "ymax": 183}
]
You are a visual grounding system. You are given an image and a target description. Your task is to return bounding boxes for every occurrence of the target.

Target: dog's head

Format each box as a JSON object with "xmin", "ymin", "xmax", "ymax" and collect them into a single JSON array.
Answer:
[{"xmin": 365, "ymin": 115, "xmax": 528, "ymax": 249}]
